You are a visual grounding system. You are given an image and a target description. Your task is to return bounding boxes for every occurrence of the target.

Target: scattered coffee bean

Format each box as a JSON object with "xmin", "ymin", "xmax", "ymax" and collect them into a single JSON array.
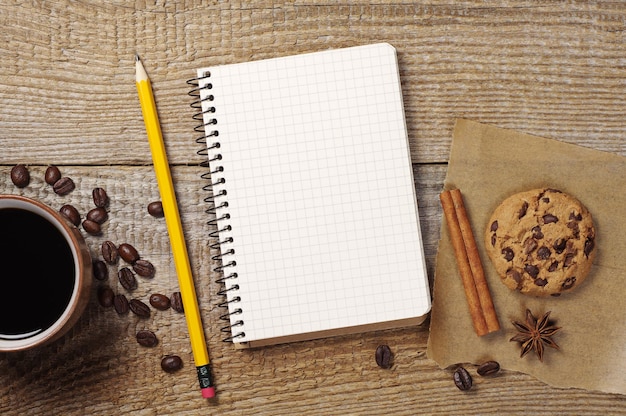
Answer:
[
  {"xmin": 82, "ymin": 219, "xmax": 101, "ymax": 235},
  {"xmin": 113, "ymin": 294, "xmax": 130, "ymax": 315},
  {"xmin": 147, "ymin": 201, "xmax": 164, "ymax": 218},
  {"xmin": 118, "ymin": 243, "xmax": 140, "ymax": 264},
  {"xmin": 375, "ymin": 345, "xmax": 393, "ymax": 369},
  {"xmin": 129, "ymin": 299, "xmax": 151, "ymax": 318},
  {"xmin": 477, "ymin": 361, "xmax": 500, "ymax": 377},
  {"xmin": 92, "ymin": 260, "xmax": 109, "ymax": 281},
  {"xmin": 453, "ymin": 367, "xmax": 473, "ymax": 391},
  {"xmin": 53, "ymin": 176, "xmax": 75, "ymax": 195},
  {"xmin": 118, "ymin": 267, "xmax": 137, "ymax": 291},
  {"xmin": 59, "ymin": 204, "xmax": 81, "ymax": 226},
  {"xmin": 97, "ymin": 286, "xmax": 115, "ymax": 308},
  {"xmin": 101, "ymin": 241, "xmax": 119, "ymax": 264},
  {"xmin": 133, "ymin": 259, "xmax": 155, "ymax": 278},
  {"xmin": 171, "ymin": 291, "xmax": 184, "ymax": 313},
  {"xmin": 149, "ymin": 293, "xmax": 171, "ymax": 310},
  {"xmin": 10, "ymin": 164, "xmax": 30, "ymax": 188},
  {"xmin": 92, "ymin": 187, "xmax": 109, "ymax": 208},
  {"xmin": 86, "ymin": 207, "xmax": 108, "ymax": 224},
  {"xmin": 44, "ymin": 165, "xmax": 62, "ymax": 185},
  {"xmin": 161, "ymin": 355, "xmax": 183, "ymax": 373},
  {"xmin": 136, "ymin": 330, "xmax": 158, "ymax": 347}
]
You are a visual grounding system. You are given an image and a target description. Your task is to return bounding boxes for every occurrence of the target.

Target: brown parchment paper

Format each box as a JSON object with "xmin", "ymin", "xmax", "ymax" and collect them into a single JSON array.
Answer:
[{"xmin": 427, "ymin": 119, "xmax": 626, "ymax": 395}]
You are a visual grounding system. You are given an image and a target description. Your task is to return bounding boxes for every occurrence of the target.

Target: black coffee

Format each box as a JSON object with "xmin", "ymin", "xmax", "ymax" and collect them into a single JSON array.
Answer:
[{"xmin": 0, "ymin": 208, "xmax": 75, "ymax": 339}]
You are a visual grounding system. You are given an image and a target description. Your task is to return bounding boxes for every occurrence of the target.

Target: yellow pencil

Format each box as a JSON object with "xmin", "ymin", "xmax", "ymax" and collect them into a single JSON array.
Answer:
[{"xmin": 135, "ymin": 55, "xmax": 215, "ymax": 399}]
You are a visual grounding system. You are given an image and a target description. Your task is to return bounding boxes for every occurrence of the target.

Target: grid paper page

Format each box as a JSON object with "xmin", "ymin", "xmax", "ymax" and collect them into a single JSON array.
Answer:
[{"xmin": 197, "ymin": 43, "xmax": 430, "ymax": 344}]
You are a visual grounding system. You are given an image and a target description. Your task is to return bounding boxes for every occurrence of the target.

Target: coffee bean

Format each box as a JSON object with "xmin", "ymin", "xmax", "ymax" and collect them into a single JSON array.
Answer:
[
  {"xmin": 161, "ymin": 355, "xmax": 183, "ymax": 373},
  {"xmin": 149, "ymin": 293, "xmax": 171, "ymax": 310},
  {"xmin": 133, "ymin": 259, "xmax": 155, "ymax": 278},
  {"xmin": 171, "ymin": 291, "xmax": 184, "ymax": 313},
  {"xmin": 86, "ymin": 207, "xmax": 108, "ymax": 224},
  {"xmin": 477, "ymin": 361, "xmax": 500, "ymax": 376},
  {"xmin": 453, "ymin": 367, "xmax": 472, "ymax": 391},
  {"xmin": 82, "ymin": 219, "xmax": 101, "ymax": 235},
  {"xmin": 97, "ymin": 286, "xmax": 115, "ymax": 308},
  {"xmin": 101, "ymin": 241, "xmax": 118, "ymax": 264},
  {"xmin": 59, "ymin": 204, "xmax": 81, "ymax": 226},
  {"xmin": 118, "ymin": 267, "xmax": 137, "ymax": 291},
  {"xmin": 113, "ymin": 294, "xmax": 129, "ymax": 315},
  {"xmin": 44, "ymin": 165, "xmax": 61, "ymax": 185},
  {"xmin": 136, "ymin": 330, "xmax": 158, "ymax": 347},
  {"xmin": 375, "ymin": 345, "xmax": 393, "ymax": 369},
  {"xmin": 147, "ymin": 201, "xmax": 164, "ymax": 218},
  {"xmin": 129, "ymin": 299, "xmax": 151, "ymax": 318},
  {"xmin": 10, "ymin": 164, "xmax": 30, "ymax": 188},
  {"xmin": 92, "ymin": 187, "xmax": 109, "ymax": 208},
  {"xmin": 53, "ymin": 177, "xmax": 75, "ymax": 196},
  {"xmin": 92, "ymin": 260, "xmax": 108, "ymax": 281},
  {"xmin": 118, "ymin": 243, "xmax": 140, "ymax": 264}
]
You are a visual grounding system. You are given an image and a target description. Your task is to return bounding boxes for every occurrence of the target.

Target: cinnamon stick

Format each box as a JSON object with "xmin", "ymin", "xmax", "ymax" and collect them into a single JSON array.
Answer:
[
  {"xmin": 450, "ymin": 189, "xmax": 500, "ymax": 333},
  {"xmin": 440, "ymin": 190, "xmax": 489, "ymax": 336}
]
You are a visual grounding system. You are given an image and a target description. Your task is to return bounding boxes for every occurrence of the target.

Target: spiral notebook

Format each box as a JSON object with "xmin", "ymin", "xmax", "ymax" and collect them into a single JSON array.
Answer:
[{"xmin": 190, "ymin": 43, "xmax": 431, "ymax": 347}]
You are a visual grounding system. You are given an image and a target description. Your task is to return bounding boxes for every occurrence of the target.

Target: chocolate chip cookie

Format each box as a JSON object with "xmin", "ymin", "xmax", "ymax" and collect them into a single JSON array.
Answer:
[{"xmin": 485, "ymin": 188, "xmax": 596, "ymax": 297}]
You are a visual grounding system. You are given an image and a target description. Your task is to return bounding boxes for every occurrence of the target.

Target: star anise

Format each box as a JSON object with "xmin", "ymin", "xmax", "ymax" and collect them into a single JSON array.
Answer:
[{"xmin": 510, "ymin": 309, "xmax": 561, "ymax": 362}]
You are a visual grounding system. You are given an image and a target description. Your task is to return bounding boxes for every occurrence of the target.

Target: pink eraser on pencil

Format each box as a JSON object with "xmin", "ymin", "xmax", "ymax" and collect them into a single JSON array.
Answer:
[{"xmin": 202, "ymin": 387, "xmax": 215, "ymax": 399}]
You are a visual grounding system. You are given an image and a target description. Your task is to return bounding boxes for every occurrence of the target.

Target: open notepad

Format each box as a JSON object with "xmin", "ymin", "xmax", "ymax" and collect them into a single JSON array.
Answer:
[{"xmin": 193, "ymin": 43, "xmax": 430, "ymax": 347}]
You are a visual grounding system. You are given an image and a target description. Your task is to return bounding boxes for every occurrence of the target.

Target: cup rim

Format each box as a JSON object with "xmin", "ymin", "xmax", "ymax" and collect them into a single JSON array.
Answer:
[{"xmin": 0, "ymin": 194, "xmax": 89, "ymax": 351}]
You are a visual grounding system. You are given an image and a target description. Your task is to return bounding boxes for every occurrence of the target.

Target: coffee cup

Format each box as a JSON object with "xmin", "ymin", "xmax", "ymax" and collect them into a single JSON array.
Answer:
[{"xmin": 0, "ymin": 195, "xmax": 93, "ymax": 352}]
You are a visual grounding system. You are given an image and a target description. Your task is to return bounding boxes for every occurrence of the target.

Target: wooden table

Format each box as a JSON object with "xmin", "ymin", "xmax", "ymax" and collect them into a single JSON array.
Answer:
[{"xmin": 1, "ymin": 2, "xmax": 624, "ymax": 414}]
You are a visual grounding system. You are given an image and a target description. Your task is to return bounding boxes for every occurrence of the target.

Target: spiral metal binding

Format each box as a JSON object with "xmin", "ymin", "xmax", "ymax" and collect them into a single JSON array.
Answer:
[{"xmin": 188, "ymin": 71, "xmax": 243, "ymax": 343}]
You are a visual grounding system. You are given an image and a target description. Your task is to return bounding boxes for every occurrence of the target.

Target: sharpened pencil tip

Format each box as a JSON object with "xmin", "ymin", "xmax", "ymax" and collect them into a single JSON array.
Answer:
[{"xmin": 135, "ymin": 54, "xmax": 140, "ymax": 62}]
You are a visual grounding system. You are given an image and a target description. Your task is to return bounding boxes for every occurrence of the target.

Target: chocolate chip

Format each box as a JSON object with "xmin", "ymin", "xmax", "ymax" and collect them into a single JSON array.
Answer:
[
  {"xmin": 548, "ymin": 261, "xmax": 559, "ymax": 272},
  {"xmin": 537, "ymin": 246, "xmax": 551, "ymax": 260},
  {"xmin": 563, "ymin": 253, "xmax": 575, "ymax": 268},
  {"xmin": 524, "ymin": 264, "xmax": 539, "ymax": 278},
  {"xmin": 531, "ymin": 225, "xmax": 544, "ymax": 240},
  {"xmin": 542, "ymin": 214, "xmax": 558, "ymax": 224},
  {"xmin": 584, "ymin": 237, "xmax": 595, "ymax": 258},
  {"xmin": 553, "ymin": 238, "xmax": 567, "ymax": 254},
  {"xmin": 569, "ymin": 212, "xmax": 582, "ymax": 221},
  {"xmin": 534, "ymin": 277, "xmax": 548, "ymax": 286},
  {"xmin": 490, "ymin": 220, "xmax": 498, "ymax": 232},
  {"xmin": 502, "ymin": 247, "xmax": 514, "ymax": 261},
  {"xmin": 507, "ymin": 269, "xmax": 522, "ymax": 284},
  {"xmin": 561, "ymin": 276, "xmax": 576, "ymax": 290},
  {"xmin": 10, "ymin": 164, "xmax": 30, "ymax": 188},
  {"xmin": 518, "ymin": 202, "xmax": 529, "ymax": 219},
  {"xmin": 523, "ymin": 237, "xmax": 538, "ymax": 255},
  {"xmin": 491, "ymin": 234, "xmax": 496, "ymax": 247}
]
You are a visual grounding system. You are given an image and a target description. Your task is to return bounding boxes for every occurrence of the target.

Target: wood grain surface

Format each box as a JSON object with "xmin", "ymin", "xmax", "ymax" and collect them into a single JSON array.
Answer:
[{"xmin": 0, "ymin": 1, "xmax": 624, "ymax": 415}]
